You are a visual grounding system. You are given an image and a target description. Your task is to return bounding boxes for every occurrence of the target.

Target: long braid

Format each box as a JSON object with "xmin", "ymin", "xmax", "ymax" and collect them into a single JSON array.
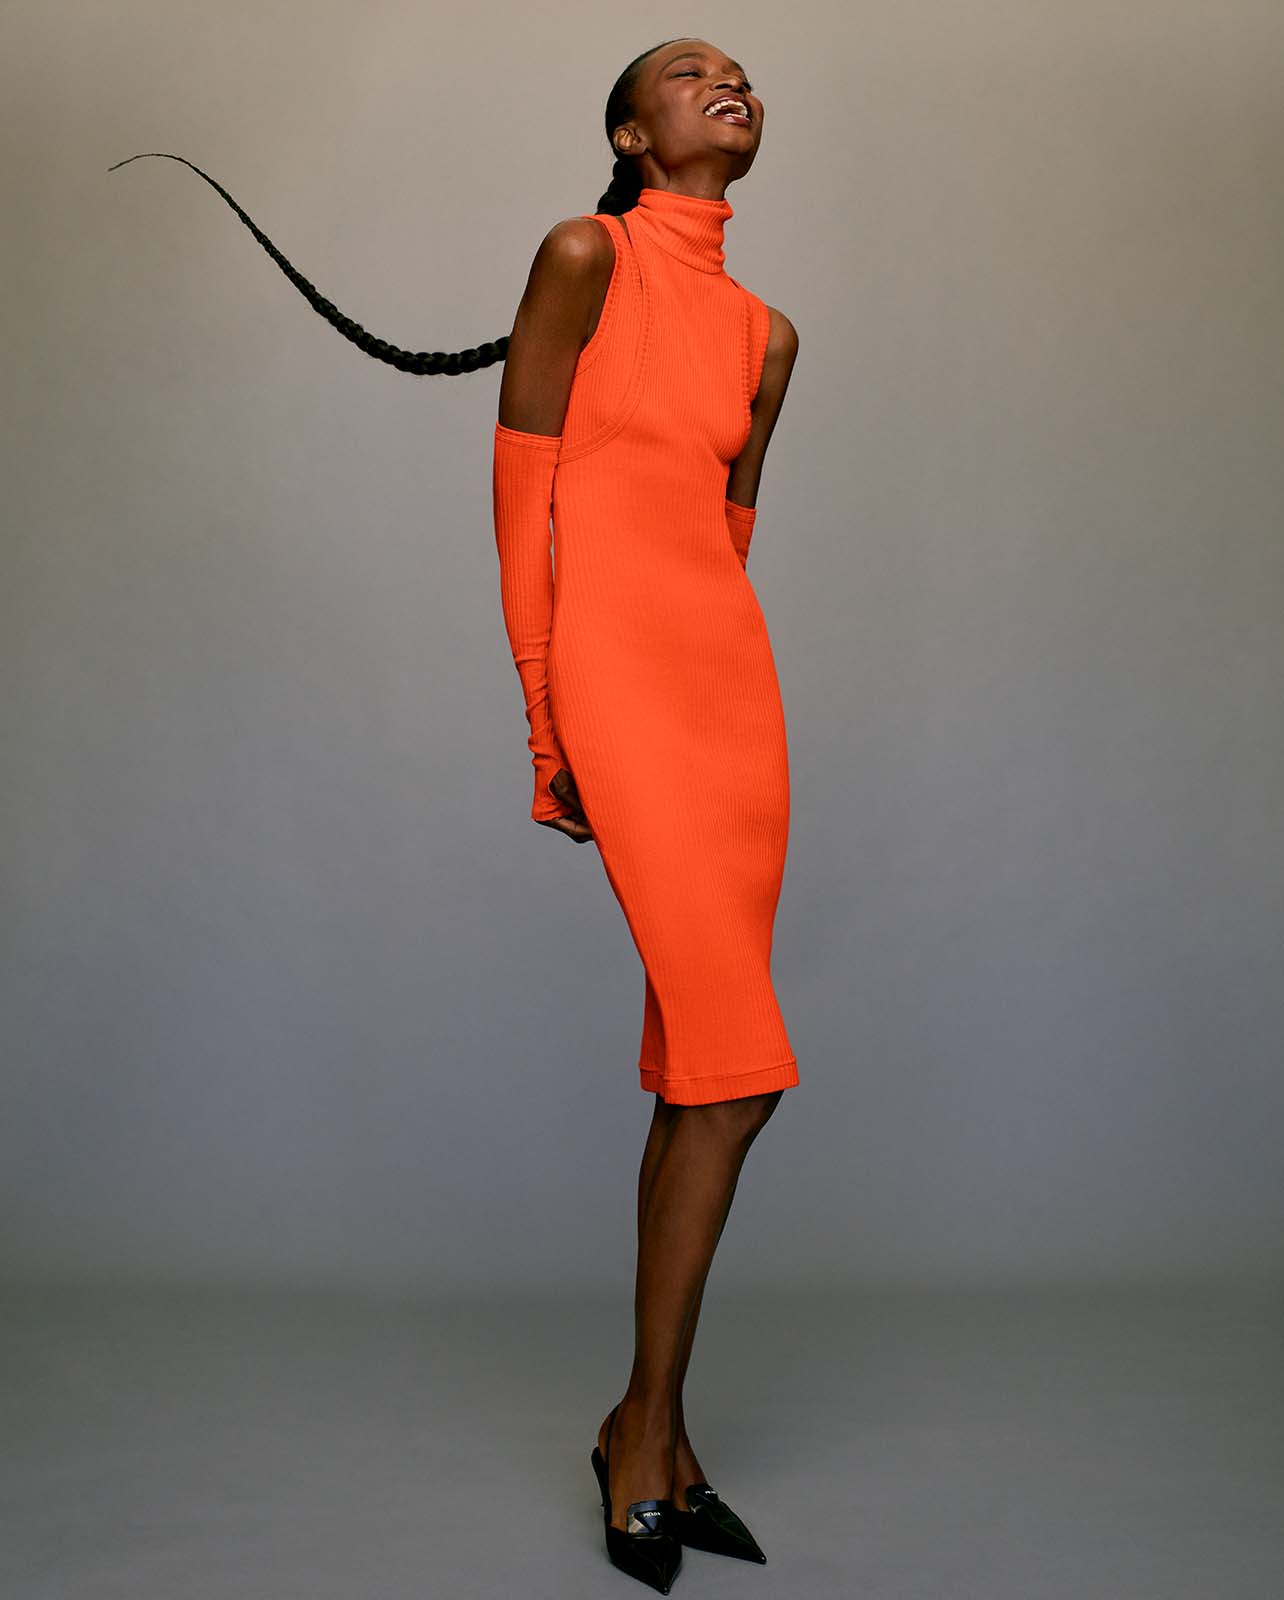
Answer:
[
  {"xmin": 108, "ymin": 40, "xmax": 694, "ymax": 376},
  {"xmin": 107, "ymin": 151, "xmax": 504, "ymax": 375}
]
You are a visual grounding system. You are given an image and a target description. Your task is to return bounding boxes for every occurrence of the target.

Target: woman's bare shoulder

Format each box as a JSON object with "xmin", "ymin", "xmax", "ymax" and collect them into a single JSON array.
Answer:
[
  {"xmin": 765, "ymin": 304, "xmax": 800, "ymax": 359},
  {"xmin": 529, "ymin": 216, "xmax": 616, "ymax": 282}
]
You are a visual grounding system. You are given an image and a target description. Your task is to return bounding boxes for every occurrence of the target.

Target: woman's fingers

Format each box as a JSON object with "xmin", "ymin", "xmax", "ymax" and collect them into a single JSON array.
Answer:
[
  {"xmin": 541, "ymin": 768, "xmax": 592, "ymax": 842},
  {"xmin": 549, "ymin": 766, "xmax": 582, "ymax": 807},
  {"xmin": 537, "ymin": 814, "xmax": 594, "ymax": 844},
  {"xmin": 549, "ymin": 767, "xmax": 588, "ymax": 818}
]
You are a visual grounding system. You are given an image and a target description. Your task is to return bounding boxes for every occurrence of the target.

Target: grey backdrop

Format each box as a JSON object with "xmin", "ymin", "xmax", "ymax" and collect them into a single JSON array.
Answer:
[{"xmin": 4, "ymin": 1, "xmax": 1282, "ymax": 1296}]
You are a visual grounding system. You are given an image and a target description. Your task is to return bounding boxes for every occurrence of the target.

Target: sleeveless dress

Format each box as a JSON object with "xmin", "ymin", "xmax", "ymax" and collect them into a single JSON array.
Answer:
[{"xmin": 505, "ymin": 186, "xmax": 799, "ymax": 1106}]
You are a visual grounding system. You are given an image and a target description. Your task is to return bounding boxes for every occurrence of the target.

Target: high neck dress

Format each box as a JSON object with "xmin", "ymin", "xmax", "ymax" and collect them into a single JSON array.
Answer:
[{"xmin": 495, "ymin": 185, "xmax": 799, "ymax": 1105}]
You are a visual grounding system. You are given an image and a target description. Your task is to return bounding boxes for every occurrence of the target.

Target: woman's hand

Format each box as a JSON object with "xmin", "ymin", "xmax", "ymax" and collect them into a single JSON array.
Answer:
[{"xmin": 537, "ymin": 768, "xmax": 594, "ymax": 844}]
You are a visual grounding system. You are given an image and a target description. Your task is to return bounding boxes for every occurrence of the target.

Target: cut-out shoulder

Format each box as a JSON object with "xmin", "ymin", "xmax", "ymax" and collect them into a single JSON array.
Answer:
[
  {"xmin": 521, "ymin": 217, "xmax": 618, "ymax": 359},
  {"xmin": 548, "ymin": 216, "xmax": 619, "ymax": 351},
  {"xmin": 541, "ymin": 215, "xmax": 615, "ymax": 271}
]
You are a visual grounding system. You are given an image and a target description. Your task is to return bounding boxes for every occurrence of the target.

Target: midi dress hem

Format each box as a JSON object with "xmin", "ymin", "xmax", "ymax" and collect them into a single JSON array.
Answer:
[{"xmin": 639, "ymin": 1054, "xmax": 800, "ymax": 1105}]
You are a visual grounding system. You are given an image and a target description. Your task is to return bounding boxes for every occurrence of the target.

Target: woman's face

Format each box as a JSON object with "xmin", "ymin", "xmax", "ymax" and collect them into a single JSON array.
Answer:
[{"xmin": 618, "ymin": 39, "xmax": 763, "ymax": 177}]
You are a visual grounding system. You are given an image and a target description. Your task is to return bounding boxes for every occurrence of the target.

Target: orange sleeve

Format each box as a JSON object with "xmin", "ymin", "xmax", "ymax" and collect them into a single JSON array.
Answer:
[
  {"xmin": 492, "ymin": 420, "xmax": 573, "ymax": 822},
  {"xmin": 724, "ymin": 497, "xmax": 757, "ymax": 570}
]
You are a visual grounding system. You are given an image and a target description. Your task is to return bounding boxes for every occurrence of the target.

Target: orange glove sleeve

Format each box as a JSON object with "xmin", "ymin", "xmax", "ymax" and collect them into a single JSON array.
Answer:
[
  {"xmin": 492, "ymin": 420, "xmax": 573, "ymax": 822},
  {"xmin": 724, "ymin": 497, "xmax": 757, "ymax": 569}
]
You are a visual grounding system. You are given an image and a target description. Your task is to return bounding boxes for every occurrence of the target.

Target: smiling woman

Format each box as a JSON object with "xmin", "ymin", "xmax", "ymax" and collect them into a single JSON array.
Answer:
[
  {"xmin": 491, "ymin": 36, "xmax": 802, "ymax": 1595},
  {"xmin": 109, "ymin": 34, "xmax": 802, "ymax": 1596}
]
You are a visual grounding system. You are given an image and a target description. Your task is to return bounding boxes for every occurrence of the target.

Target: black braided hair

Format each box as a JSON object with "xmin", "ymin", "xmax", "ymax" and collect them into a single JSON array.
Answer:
[
  {"xmin": 106, "ymin": 151, "xmax": 501, "ymax": 375},
  {"xmin": 107, "ymin": 41, "xmax": 694, "ymax": 376}
]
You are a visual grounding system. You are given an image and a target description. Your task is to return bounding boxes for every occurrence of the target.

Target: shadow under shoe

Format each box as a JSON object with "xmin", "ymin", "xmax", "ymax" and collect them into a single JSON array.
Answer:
[
  {"xmin": 591, "ymin": 1405, "xmax": 683, "ymax": 1594},
  {"xmin": 669, "ymin": 1481, "xmax": 767, "ymax": 1563}
]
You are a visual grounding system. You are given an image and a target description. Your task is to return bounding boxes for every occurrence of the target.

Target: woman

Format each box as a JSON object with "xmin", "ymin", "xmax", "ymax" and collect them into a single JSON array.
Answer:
[
  {"xmin": 110, "ymin": 33, "xmax": 799, "ymax": 1596},
  {"xmin": 494, "ymin": 38, "xmax": 801, "ymax": 1593}
]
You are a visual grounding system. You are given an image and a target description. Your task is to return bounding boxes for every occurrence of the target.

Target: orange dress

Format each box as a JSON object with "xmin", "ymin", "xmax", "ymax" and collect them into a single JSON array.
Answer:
[{"xmin": 493, "ymin": 186, "xmax": 799, "ymax": 1105}]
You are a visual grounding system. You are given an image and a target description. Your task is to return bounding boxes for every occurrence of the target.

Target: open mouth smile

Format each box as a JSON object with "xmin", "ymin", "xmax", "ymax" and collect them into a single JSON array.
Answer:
[{"xmin": 704, "ymin": 96, "xmax": 752, "ymax": 127}]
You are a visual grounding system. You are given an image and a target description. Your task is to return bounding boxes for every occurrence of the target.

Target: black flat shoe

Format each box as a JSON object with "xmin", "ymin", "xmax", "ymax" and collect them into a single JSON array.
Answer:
[
  {"xmin": 669, "ymin": 1480, "xmax": 767, "ymax": 1563},
  {"xmin": 590, "ymin": 1403, "xmax": 682, "ymax": 1594}
]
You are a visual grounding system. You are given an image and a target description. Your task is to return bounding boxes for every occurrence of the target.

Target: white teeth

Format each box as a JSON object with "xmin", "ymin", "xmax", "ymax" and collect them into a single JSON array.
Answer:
[{"xmin": 705, "ymin": 98, "xmax": 748, "ymax": 119}]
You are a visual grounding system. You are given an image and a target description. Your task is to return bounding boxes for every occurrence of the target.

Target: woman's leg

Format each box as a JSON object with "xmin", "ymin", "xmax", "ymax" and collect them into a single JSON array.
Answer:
[
  {"xmin": 597, "ymin": 1088, "xmax": 784, "ymax": 1530},
  {"xmin": 637, "ymin": 1109, "xmax": 727, "ymax": 1508},
  {"xmin": 668, "ymin": 1265, "xmax": 714, "ymax": 1504}
]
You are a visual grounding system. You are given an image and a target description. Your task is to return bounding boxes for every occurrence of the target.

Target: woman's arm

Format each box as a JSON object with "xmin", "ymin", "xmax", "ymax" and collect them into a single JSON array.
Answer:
[
  {"xmin": 492, "ymin": 218, "xmax": 613, "ymax": 834},
  {"xmin": 724, "ymin": 306, "xmax": 799, "ymax": 567}
]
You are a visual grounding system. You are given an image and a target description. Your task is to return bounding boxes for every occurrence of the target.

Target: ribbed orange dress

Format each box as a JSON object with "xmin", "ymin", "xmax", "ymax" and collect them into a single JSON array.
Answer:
[{"xmin": 493, "ymin": 186, "xmax": 799, "ymax": 1105}]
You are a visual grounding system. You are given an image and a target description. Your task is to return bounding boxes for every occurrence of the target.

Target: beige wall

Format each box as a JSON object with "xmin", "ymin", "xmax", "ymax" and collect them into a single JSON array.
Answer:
[{"xmin": 3, "ymin": 1, "xmax": 1282, "ymax": 1290}]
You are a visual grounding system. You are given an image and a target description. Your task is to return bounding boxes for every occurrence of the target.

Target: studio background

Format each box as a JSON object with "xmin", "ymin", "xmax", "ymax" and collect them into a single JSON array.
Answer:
[{"xmin": 4, "ymin": 0, "xmax": 1282, "ymax": 1299}]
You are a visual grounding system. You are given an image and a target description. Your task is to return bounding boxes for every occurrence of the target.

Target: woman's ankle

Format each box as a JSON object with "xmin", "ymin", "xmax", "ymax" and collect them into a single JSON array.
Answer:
[{"xmin": 618, "ymin": 1388, "xmax": 677, "ymax": 1435}]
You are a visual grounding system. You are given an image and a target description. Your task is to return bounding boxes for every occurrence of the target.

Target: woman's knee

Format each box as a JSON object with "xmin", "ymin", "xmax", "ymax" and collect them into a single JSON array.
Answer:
[{"xmin": 687, "ymin": 1088, "xmax": 784, "ymax": 1144}]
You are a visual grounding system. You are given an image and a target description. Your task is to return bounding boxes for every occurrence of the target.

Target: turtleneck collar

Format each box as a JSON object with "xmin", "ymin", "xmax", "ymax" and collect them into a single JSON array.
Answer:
[{"xmin": 630, "ymin": 186, "xmax": 734, "ymax": 274}]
